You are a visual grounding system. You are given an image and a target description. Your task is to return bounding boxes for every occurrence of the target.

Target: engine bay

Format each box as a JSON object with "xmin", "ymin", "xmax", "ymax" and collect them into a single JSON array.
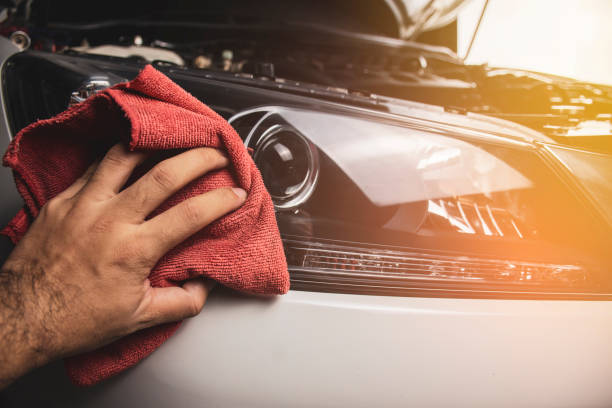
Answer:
[{"xmin": 1, "ymin": 0, "xmax": 612, "ymax": 153}]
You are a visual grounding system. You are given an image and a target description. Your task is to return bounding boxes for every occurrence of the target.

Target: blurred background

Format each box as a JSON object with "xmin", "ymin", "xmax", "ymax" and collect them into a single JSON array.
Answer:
[{"xmin": 459, "ymin": 0, "xmax": 612, "ymax": 85}]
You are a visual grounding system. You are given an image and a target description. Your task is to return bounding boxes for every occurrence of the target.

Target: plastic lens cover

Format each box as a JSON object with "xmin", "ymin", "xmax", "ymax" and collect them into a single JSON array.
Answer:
[
  {"xmin": 232, "ymin": 107, "xmax": 611, "ymax": 298},
  {"xmin": 546, "ymin": 145, "xmax": 612, "ymax": 227}
]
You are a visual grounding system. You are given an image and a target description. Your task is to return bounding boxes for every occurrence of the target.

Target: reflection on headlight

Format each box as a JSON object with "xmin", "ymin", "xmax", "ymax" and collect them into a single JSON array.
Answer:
[
  {"xmin": 546, "ymin": 144, "xmax": 612, "ymax": 227},
  {"xmin": 416, "ymin": 146, "xmax": 461, "ymax": 170},
  {"xmin": 425, "ymin": 199, "xmax": 524, "ymax": 238},
  {"xmin": 276, "ymin": 108, "xmax": 533, "ymax": 206}
]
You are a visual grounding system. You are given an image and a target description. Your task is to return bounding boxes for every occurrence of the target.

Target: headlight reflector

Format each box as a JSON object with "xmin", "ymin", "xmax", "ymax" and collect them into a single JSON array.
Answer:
[{"xmin": 252, "ymin": 124, "xmax": 319, "ymax": 209}]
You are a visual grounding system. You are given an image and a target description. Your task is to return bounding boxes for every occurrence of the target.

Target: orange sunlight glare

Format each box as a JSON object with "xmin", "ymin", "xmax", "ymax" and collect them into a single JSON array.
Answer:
[{"xmin": 458, "ymin": 0, "xmax": 612, "ymax": 85}]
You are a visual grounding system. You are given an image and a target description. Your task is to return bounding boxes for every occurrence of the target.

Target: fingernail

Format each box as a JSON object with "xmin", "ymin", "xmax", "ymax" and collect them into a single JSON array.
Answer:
[{"xmin": 232, "ymin": 187, "xmax": 247, "ymax": 200}]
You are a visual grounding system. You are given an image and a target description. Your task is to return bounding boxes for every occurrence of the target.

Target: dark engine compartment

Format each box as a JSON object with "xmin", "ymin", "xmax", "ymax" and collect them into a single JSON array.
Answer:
[{"xmin": 2, "ymin": 0, "xmax": 612, "ymax": 153}]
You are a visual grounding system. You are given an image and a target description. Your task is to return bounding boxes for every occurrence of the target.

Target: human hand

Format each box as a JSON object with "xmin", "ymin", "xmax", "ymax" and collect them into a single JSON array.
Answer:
[{"xmin": 0, "ymin": 144, "xmax": 246, "ymax": 388}]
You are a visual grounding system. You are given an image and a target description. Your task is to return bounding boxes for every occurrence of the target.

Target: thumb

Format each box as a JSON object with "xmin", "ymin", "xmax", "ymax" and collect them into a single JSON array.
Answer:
[{"xmin": 138, "ymin": 279, "xmax": 216, "ymax": 329}]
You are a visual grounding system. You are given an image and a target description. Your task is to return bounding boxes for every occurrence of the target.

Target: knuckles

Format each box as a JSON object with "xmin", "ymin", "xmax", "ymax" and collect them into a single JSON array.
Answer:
[
  {"xmin": 180, "ymin": 198, "xmax": 204, "ymax": 224},
  {"xmin": 112, "ymin": 238, "xmax": 155, "ymax": 268},
  {"xmin": 185, "ymin": 297, "xmax": 202, "ymax": 318},
  {"xmin": 149, "ymin": 162, "xmax": 177, "ymax": 192},
  {"xmin": 103, "ymin": 144, "xmax": 130, "ymax": 168},
  {"xmin": 39, "ymin": 196, "xmax": 68, "ymax": 220}
]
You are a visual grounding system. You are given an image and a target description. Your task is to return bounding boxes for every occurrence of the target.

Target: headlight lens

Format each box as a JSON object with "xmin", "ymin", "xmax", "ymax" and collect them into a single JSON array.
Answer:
[
  {"xmin": 545, "ymin": 145, "xmax": 612, "ymax": 227},
  {"xmin": 5, "ymin": 53, "xmax": 611, "ymax": 299},
  {"xmin": 232, "ymin": 106, "xmax": 611, "ymax": 299},
  {"xmin": 251, "ymin": 124, "xmax": 319, "ymax": 210}
]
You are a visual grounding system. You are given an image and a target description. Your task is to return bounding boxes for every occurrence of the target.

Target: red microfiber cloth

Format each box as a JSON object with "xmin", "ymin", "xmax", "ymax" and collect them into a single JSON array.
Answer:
[{"xmin": 1, "ymin": 65, "xmax": 289, "ymax": 386}]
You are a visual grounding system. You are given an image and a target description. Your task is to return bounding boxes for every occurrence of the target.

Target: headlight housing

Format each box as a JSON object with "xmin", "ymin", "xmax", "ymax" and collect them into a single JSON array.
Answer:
[
  {"xmin": 231, "ymin": 106, "xmax": 611, "ymax": 299},
  {"xmin": 4, "ymin": 52, "xmax": 612, "ymax": 299}
]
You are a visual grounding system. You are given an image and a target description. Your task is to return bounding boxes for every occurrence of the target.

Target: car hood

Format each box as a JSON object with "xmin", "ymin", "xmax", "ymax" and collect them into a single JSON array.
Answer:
[{"xmin": 33, "ymin": 0, "xmax": 471, "ymax": 40}]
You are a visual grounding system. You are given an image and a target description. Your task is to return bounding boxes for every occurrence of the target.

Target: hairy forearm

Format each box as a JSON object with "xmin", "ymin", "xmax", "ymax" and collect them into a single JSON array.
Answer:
[
  {"xmin": 0, "ymin": 264, "xmax": 60, "ymax": 389},
  {"xmin": 0, "ymin": 145, "xmax": 237, "ymax": 388}
]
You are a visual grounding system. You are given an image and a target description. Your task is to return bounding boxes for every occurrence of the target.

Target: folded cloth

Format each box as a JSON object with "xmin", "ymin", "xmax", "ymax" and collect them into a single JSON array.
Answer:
[{"xmin": 1, "ymin": 65, "xmax": 289, "ymax": 386}]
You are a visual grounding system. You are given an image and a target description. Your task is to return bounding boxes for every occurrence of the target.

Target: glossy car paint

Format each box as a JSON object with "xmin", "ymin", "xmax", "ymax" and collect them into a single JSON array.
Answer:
[{"xmin": 1, "ymin": 38, "xmax": 612, "ymax": 407}]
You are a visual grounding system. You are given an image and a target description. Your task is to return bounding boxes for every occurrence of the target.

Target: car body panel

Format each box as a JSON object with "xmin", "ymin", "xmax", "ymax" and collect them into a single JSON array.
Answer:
[{"xmin": 3, "ymin": 290, "xmax": 612, "ymax": 407}]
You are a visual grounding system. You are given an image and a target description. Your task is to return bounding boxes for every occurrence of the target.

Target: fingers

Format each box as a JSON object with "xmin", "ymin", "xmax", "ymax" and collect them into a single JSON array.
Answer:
[
  {"xmin": 55, "ymin": 160, "xmax": 100, "ymax": 200},
  {"xmin": 116, "ymin": 147, "xmax": 229, "ymax": 221},
  {"xmin": 83, "ymin": 144, "xmax": 148, "ymax": 199},
  {"xmin": 142, "ymin": 186, "xmax": 247, "ymax": 255},
  {"xmin": 138, "ymin": 279, "xmax": 216, "ymax": 328}
]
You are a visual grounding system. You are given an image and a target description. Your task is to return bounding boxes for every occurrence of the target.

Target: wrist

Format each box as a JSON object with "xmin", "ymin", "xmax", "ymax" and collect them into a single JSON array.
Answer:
[{"xmin": 0, "ymin": 263, "xmax": 58, "ymax": 388}]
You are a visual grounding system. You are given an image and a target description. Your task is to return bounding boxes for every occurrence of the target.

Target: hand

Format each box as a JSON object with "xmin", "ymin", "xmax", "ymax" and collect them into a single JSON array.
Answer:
[{"xmin": 0, "ymin": 144, "xmax": 246, "ymax": 389}]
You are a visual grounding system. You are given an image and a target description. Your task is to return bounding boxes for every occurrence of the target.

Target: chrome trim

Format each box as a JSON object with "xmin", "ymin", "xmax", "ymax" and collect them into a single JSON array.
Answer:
[
  {"xmin": 69, "ymin": 78, "xmax": 111, "ymax": 107},
  {"xmin": 9, "ymin": 30, "xmax": 30, "ymax": 51}
]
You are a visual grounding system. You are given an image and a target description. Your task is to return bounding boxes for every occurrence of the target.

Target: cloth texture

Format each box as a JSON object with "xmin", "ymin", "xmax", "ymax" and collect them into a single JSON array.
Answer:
[{"xmin": 1, "ymin": 65, "xmax": 289, "ymax": 386}]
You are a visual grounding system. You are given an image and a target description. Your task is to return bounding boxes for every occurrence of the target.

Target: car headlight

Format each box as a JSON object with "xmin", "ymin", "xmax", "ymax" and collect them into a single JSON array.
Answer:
[
  {"xmin": 229, "ymin": 106, "xmax": 611, "ymax": 299},
  {"xmin": 4, "ymin": 53, "xmax": 612, "ymax": 299}
]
